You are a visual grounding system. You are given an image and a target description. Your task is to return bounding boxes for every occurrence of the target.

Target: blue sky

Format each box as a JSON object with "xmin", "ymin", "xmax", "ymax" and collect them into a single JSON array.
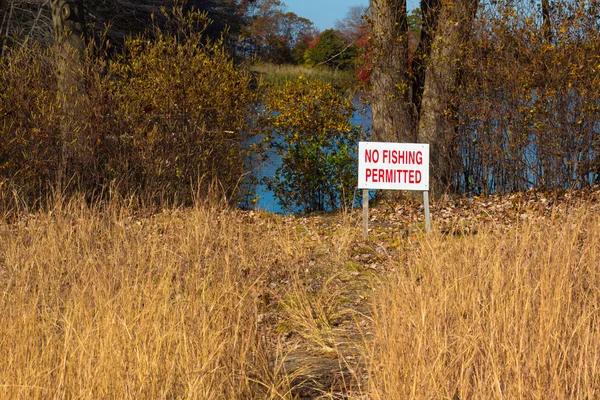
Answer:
[{"xmin": 283, "ymin": 0, "xmax": 419, "ymax": 31}]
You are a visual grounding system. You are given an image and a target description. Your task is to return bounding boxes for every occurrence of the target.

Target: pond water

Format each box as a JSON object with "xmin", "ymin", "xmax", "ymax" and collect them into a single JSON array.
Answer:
[{"xmin": 247, "ymin": 100, "xmax": 372, "ymax": 214}]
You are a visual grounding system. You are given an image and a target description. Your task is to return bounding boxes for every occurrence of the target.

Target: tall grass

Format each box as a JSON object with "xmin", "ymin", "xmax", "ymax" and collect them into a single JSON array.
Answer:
[
  {"xmin": 3, "ymin": 193, "xmax": 600, "ymax": 398},
  {"xmin": 0, "ymin": 197, "xmax": 309, "ymax": 399},
  {"xmin": 251, "ymin": 63, "xmax": 357, "ymax": 91},
  {"xmin": 368, "ymin": 208, "xmax": 600, "ymax": 398}
]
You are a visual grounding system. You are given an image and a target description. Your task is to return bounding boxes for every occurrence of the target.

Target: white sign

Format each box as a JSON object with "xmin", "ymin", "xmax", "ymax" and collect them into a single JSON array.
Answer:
[{"xmin": 358, "ymin": 142, "xmax": 429, "ymax": 191}]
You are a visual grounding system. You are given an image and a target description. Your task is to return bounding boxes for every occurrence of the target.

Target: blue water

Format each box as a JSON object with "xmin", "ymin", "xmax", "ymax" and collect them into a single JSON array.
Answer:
[{"xmin": 248, "ymin": 101, "xmax": 372, "ymax": 214}]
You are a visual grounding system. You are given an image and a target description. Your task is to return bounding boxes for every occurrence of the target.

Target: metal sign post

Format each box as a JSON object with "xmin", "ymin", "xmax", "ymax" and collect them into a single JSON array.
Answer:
[
  {"xmin": 358, "ymin": 142, "xmax": 431, "ymax": 239},
  {"xmin": 423, "ymin": 190, "xmax": 431, "ymax": 233},
  {"xmin": 362, "ymin": 189, "xmax": 369, "ymax": 239}
]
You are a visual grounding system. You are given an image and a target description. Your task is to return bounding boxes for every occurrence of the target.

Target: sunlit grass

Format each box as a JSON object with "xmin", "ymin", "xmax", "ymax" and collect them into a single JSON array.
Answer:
[
  {"xmin": 2, "ymin": 193, "xmax": 599, "ymax": 398},
  {"xmin": 0, "ymin": 197, "xmax": 312, "ymax": 399},
  {"xmin": 367, "ymin": 207, "xmax": 600, "ymax": 398},
  {"xmin": 251, "ymin": 62, "xmax": 357, "ymax": 90}
]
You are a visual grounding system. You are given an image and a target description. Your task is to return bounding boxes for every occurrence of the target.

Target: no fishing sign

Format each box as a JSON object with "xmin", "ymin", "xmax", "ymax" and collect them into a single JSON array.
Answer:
[
  {"xmin": 358, "ymin": 142, "xmax": 431, "ymax": 237},
  {"xmin": 358, "ymin": 142, "xmax": 429, "ymax": 191}
]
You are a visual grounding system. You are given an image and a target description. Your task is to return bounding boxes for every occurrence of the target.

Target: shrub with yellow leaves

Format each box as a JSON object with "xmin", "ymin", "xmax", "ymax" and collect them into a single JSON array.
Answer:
[{"xmin": 0, "ymin": 7, "xmax": 256, "ymax": 207}]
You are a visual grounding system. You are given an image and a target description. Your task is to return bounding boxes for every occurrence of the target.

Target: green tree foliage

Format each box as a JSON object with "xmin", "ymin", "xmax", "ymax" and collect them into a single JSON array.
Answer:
[
  {"xmin": 261, "ymin": 77, "xmax": 361, "ymax": 213},
  {"xmin": 407, "ymin": 7, "xmax": 423, "ymax": 37},
  {"xmin": 304, "ymin": 29, "xmax": 356, "ymax": 70},
  {"xmin": 291, "ymin": 29, "xmax": 318, "ymax": 65}
]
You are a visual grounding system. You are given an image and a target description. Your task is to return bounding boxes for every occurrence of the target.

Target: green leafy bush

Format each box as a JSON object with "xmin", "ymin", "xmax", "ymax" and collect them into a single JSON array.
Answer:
[
  {"xmin": 261, "ymin": 77, "xmax": 361, "ymax": 214},
  {"xmin": 304, "ymin": 29, "xmax": 357, "ymax": 70}
]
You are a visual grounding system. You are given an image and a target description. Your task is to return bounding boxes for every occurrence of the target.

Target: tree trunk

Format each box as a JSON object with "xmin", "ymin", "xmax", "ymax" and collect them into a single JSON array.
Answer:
[
  {"xmin": 1, "ymin": 0, "xmax": 13, "ymax": 58},
  {"xmin": 417, "ymin": 0, "xmax": 477, "ymax": 195},
  {"xmin": 50, "ymin": 0, "xmax": 87, "ymax": 190},
  {"xmin": 0, "ymin": 1, "xmax": 5, "ymax": 31},
  {"xmin": 541, "ymin": 0, "xmax": 552, "ymax": 43},
  {"xmin": 410, "ymin": 0, "xmax": 441, "ymax": 126},
  {"xmin": 369, "ymin": 0, "xmax": 413, "ymax": 143}
]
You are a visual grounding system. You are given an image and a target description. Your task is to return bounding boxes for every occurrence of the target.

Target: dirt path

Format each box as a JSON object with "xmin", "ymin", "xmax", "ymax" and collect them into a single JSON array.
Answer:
[{"xmin": 251, "ymin": 186, "xmax": 600, "ymax": 398}]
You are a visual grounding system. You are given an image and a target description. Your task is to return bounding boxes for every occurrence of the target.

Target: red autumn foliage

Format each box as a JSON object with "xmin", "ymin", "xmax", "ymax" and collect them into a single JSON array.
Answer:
[{"xmin": 308, "ymin": 35, "xmax": 320, "ymax": 50}]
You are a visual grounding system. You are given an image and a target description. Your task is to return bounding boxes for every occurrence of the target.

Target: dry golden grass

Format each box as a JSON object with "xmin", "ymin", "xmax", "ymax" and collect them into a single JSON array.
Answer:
[
  {"xmin": 368, "ymin": 207, "xmax": 600, "ymax": 399},
  {"xmin": 3, "ymin": 194, "xmax": 600, "ymax": 399},
  {"xmin": 0, "ymin": 197, "xmax": 318, "ymax": 399}
]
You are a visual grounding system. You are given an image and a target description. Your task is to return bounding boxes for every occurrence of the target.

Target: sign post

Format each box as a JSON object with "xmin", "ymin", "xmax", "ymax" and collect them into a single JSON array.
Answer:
[
  {"xmin": 423, "ymin": 190, "xmax": 431, "ymax": 232},
  {"xmin": 362, "ymin": 188, "xmax": 369, "ymax": 239},
  {"xmin": 358, "ymin": 142, "xmax": 430, "ymax": 238}
]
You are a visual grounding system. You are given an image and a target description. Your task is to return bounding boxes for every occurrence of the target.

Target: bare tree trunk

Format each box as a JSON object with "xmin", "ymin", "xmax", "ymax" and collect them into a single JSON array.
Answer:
[
  {"xmin": 541, "ymin": 0, "xmax": 552, "ymax": 43},
  {"xmin": 410, "ymin": 0, "xmax": 441, "ymax": 126},
  {"xmin": 417, "ymin": 0, "xmax": 478, "ymax": 195},
  {"xmin": 369, "ymin": 0, "xmax": 413, "ymax": 143},
  {"xmin": 1, "ymin": 0, "xmax": 14, "ymax": 57},
  {"xmin": 51, "ymin": 0, "xmax": 87, "ymax": 191},
  {"xmin": 0, "ymin": 0, "xmax": 5, "ymax": 31}
]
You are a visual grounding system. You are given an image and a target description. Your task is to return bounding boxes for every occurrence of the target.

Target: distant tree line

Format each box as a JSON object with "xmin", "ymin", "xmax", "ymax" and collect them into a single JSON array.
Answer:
[{"xmin": 0, "ymin": 0, "xmax": 365, "ymax": 68}]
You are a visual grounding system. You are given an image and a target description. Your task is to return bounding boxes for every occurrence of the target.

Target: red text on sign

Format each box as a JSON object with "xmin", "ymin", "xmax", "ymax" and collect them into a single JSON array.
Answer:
[
  {"xmin": 364, "ymin": 149, "xmax": 423, "ymax": 165},
  {"xmin": 365, "ymin": 168, "xmax": 422, "ymax": 184}
]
